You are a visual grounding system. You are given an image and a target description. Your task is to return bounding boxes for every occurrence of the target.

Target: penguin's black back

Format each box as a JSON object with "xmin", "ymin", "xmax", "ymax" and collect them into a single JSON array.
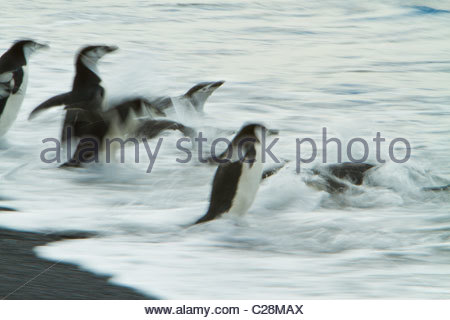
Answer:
[
  {"xmin": 195, "ymin": 161, "xmax": 242, "ymax": 224},
  {"xmin": 328, "ymin": 162, "xmax": 374, "ymax": 185},
  {"xmin": 72, "ymin": 57, "xmax": 102, "ymax": 92}
]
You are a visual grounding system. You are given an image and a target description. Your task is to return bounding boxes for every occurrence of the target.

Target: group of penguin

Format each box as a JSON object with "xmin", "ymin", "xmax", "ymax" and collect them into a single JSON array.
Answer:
[
  {"xmin": 0, "ymin": 39, "xmax": 274, "ymax": 224},
  {"xmin": 1, "ymin": 39, "xmax": 447, "ymax": 225}
]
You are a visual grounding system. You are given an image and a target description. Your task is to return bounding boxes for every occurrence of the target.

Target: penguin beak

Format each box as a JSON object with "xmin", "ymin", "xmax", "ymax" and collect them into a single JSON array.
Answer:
[
  {"xmin": 105, "ymin": 45, "xmax": 118, "ymax": 53},
  {"xmin": 210, "ymin": 80, "xmax": 225, "ymax": 89},
  {"xmin": 35, "ymin": 42, "xmax": 50, "ymax": 51}
]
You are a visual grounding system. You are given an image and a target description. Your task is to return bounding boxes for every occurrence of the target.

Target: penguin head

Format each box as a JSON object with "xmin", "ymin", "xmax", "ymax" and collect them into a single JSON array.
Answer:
[
  {"xmin": 185, "ymin": 81, "xmax": 225, "ymax": 97},
  {"xmin": 79, "ymin": 45, "xmax": 118, "ymax": 64},
  {"xmin": 9, "ymin": 39, "xmax": 49, "ymax": 62},
  {"xmin": 183, "ymin": 80, "xmax": 225, "ymax": 112},
  {"xmin": 234, "ymin": 123, "xmax": 278, "ymax": 143}
]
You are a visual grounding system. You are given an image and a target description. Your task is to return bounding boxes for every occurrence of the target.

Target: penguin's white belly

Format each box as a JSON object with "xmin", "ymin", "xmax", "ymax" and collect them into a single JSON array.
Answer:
[
  {"xmin": 0, "ymin": 67, "xmax": 28, "ymax": 137},
  {"xmin": 228, "ymin": 148, "xmax": 263, "ymax": 216}
]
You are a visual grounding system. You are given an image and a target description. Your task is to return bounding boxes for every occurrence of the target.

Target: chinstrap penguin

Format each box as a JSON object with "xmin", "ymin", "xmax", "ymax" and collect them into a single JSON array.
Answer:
[
  {"xmin": 28, "ymin": 45, "xmax": 118, "ymax": 144},
  {"xmin": 194, "ymin": 123, "xmax": 278, "ymax": 224},
  {"xmin": 309, "ymin": 162, "xmax": 450, "ymax": 194},
  {"xmin": 61, "ymin": 97, "xmax": 196, "ymax": 167},
  {"xmin": 0, "ymin": 39, "xmax": 48, "ymax": 137},
  {"xmin": 150, "ymin": 80, "xmax": 224, "ymax": 115},
  {"xmin": 308, "ymin": 162, "xmax": 375, "ymax": 193}
]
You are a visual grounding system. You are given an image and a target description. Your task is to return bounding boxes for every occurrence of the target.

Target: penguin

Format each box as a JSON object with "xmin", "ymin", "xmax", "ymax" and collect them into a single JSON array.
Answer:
[
  {"xmin": 179, "ymin": 80, "xmax": 224, "ymax": 113},
  {"xmin": 0, "ymin": 39, "xmax": 48, "ymax": 137},
  {"xmin": 134, "ymin": 118, "xmax": 195, "ymax": 140},
  {"xmin": 194, "ymin": 123, "xmax": 278, "ymax": 224},
  {"xmin": 28, "ymin": 48, "xmax": 222, "ymax": 142},
  {"xmin": 307, "ymin": 162, "xmax": 375, "ymax": 193},
  {"xmin": 61, "ymin": 97, "xmax": 196, "ymax": 167},
  {"xmin": 100, "ymin": 97, "xmax": 196, "ymax": 141},
  {"xmin": 150, "ymin": 80, "xmax": 224, "ymax": 115},
  {"xmin": 91, "ymin": 80, "xmax": 224, "ymax": 141},
  {"xmin": 323, "ymin": 162, "xmax": 375, "ymax": 185},
  {"xmin": 28, "ymin": 45, "xmax": 118, "ymax": 144},
  {"xmin": 311, "ymin": 162, "xmax": 450, "ymax": 194}
]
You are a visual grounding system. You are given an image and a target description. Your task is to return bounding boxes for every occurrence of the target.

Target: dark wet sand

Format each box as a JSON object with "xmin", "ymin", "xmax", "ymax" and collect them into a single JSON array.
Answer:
[{"xmin": 0, "ymin": 228, "xmax": 155, "ymax": 299}]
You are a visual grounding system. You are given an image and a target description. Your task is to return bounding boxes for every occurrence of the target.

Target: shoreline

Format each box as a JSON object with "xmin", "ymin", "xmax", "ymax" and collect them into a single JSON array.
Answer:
[{"xmin": 0, "ymin": 227, "xmax": 155, "ymax": 300}]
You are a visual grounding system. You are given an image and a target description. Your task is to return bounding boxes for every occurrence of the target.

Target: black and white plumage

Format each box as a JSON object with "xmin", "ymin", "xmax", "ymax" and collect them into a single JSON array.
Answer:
[
  {"xmin": 28, "ymin": 45, "xmax": 223, "ymax": 166},
  {"xmin": 103, "ymin": 97, "xmax": 195, "ymax": 140},
  {"xmin": 312, "ymin": 162, "xmax": 450, "ymax": 193},
  {"xmin": 100, "ymin": 81, "xmax": 224, "ymax": 151},
  {"xmin": 75, "ymin": 80, "xmax": 224, "ymax": 146},
  {"xmin": 179, "ymin": 80, "xmax": 224, "ymax": 113},
  {"xmin": 28, "ymin": 45, "xmax": 118, "ymax": 144},
  {"xmin": 151, "ymin": 81, "xmax": 224, "ymax": 115},
  {"xmin": 61, "ymin": 97, "xmax": 195, "ymax": 167},
  {"xmin": 28, "ymin": 45, "xmax": 222, "ymax": 142},
  {"xmin": 135, "ymin": 118, "xmax": 195, "ymax": 140},
  {"xmin": 0, "ymin": 39, "xmax": 48, "ymax": 137},
  {"xmin": 195, "ymin": 123, "xmax": 277, "ymax": 224},
  {"xmin": 308, "ymin": 162, "xmax": 375, "ymax": 193}
]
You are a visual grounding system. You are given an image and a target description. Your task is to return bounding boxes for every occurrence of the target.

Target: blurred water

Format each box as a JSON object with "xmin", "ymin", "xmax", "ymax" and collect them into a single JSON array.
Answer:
[{"xmin": 0, "ymin": 0, "xmax": 450, "ymax": 298}]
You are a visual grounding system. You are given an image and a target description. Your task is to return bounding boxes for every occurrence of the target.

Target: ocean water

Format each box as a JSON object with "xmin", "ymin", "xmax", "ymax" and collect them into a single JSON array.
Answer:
[{"xmin": 1, "ymin": 0, "xmax": 450, "ymax": 298}]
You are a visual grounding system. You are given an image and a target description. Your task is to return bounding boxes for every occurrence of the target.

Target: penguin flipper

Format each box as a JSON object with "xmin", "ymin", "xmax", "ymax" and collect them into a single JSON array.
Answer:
[
  {"xmin": 0, "ymin": 82, "xmax": 11, "ymax": 100},
  {"xmin": 0, "ymin": 72, "xmax": 12, "ymax": 95},
  {"xmin": 0, "ymin": 68, "xmax": 23, "ymax": 96},
  {"xmin": 149, "ymin": 96, "xmax": 172, "ymax": 113},
  {"xmin": 261, "ymin": 162, "xmax": 287, "ymax": 180},
  {"xmin": 0, "ymin": 73, "xmax": 13, "ymax": 116},
  {"xmin": 135, "ymin": 119, "xmax": 195, "ymax": 139},
  {"xmin": 28, "ymin": 92, "xmax": 72, "ymax": 120},
  {"xmin": 11, "ymin": 68, "xmax": 23, "ymax": 94}
]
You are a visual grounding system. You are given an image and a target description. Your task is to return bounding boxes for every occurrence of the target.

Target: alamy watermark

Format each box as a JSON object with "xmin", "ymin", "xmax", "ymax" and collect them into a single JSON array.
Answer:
[{"xmin": 40, "ymin": 127, "xmax": 411, "ymax": 173}]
